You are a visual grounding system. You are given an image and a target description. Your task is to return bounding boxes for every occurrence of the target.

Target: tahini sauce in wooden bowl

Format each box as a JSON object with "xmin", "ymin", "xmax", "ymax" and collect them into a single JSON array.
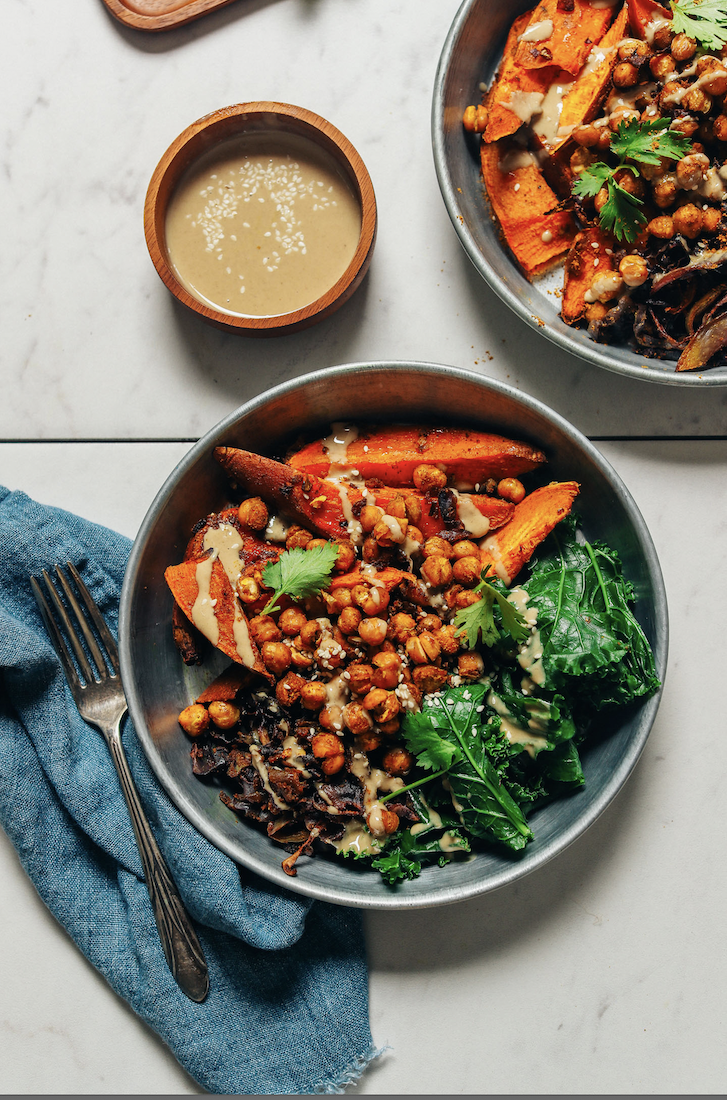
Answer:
[{"xmin": 144, "ymin": 104, "xmax": 377, "ymax": 336}]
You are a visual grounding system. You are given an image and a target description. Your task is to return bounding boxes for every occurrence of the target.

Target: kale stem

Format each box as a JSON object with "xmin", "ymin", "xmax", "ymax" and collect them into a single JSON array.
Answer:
[
  {"xmin": 584, "ymin": 540, "xmax": 610, "ymax": 612},
  {"xmin": 380, "ymin": 769, "xmax": 447, "ymax": 803}
]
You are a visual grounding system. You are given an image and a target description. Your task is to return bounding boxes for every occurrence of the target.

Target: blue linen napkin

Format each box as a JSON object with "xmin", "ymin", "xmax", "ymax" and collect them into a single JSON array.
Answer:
[{"xmin": 0, "ymin": 486, "xmax": 381, "ymax": 1095}]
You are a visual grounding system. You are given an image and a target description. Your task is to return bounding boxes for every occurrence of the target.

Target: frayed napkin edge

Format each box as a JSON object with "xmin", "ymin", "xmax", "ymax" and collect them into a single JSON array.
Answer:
[{"xmin": 313, "ymin": 1041, "xmax": 389, "ymax": 1094}]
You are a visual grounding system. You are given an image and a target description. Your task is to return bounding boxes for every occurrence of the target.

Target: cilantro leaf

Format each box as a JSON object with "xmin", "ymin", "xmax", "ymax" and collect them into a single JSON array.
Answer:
[
  {"xmin": 398, "ymin": 711, "xmax": 462, "ymax": 771},
  {"xmin": 261, "ymin": 542, "xmax": 338, "ymax": 615},
  {"xmin": 454, "ymin": 575, "xmax": 529, "ymax": 650},
  {"xmin": 610, "ymin": 116, "xmax": 692, "ymax": 166},
  {"xmin": 671, "ymin": 0, "xmax": 727, "ymax": 49},
  {"xmin": 597, "ymin": 178, "xmax": 647, "ymax": 244},
  {"xmin": 572, "ymin": 161, "xmax": 613, "ymax": 200}
]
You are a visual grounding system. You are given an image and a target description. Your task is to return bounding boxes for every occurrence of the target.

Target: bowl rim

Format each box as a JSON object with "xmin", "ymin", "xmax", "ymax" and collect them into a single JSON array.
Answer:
[
  {"xmin": 143, "ymin": 101, "xmax": 377, "ymax": 336},
  {"xmin": 119, "ymin": 361, "xmax": 668, "ymax": 909},
  {"xmin": 431, "ymin": 0, "xmax": 727, "ymax": 387}
]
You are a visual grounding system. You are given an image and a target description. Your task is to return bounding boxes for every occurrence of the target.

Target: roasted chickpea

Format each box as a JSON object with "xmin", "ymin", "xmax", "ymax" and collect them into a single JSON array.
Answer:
[
  {"xmin": 683, "ymin": 87, "xmax": 712, "ymax": 114},
  {"xmin": 382, "ymin": 747, "xmax": 414, "ymax": 777},
  {"xmin": 653, "ymin": 173, "xmax": 678, "ymax": 209},
  {"xmin": 372, "ymin": 516, "xmax": 409, "ymax": 546},
  {"xmin": 584, "ymin": 301, "xmax": 609, "ymax": 323},
  {"xmin": 452, "ymin": 539, "xmax": 480, "ymax": 559},
  {"xmin": 367, "ymin": 807, "xmax": 400, "ymax": 837},
  {"xmin": 385, "ymin": 496, "xmax": 407, "ymax": 520},
  {"xmin": 346, "ymin": 662, "xmax": 374, "ymax": 695},
  {"xmin": 363, "ymin": 688, "xmax": 401, "ymax": 724},
  {"xmin": 276, "ymin": 672, "xmax": 305, "ymax": 707},
  {"xmin": 343, "ymin": 702, "xmax": 374, "ymax": 734},
  {"xmin": 249, "ymin": 614, "xmax": 282, "ymax": 645},
  {"xmin": 417, "ymin": 614, "xmax": 441, "ymax": 633},
  {"xmin": 421, "ymin": 555, "xmax": 454, "ymax": 588},
  {"xmin": 290, "ymin": 645, "xmax": 315, "ymax": 670},
  {"xmin": 361, "ymin": 536, "xmax": 382, "ymax": 564},
  {"xmin": 334, "ymin": 541, "xmax": 356, "ymax": 573},
  {"xmin": 337, "ymin": 605, "xmax": 363, "ymax": 635},
  {"xmin": 422, "ymin": 536, "xmax": 453, "ymax": 559},
  {"xmin": 613, "ymin": 168, "xmax": 645, "ymax": 199},
  {"xmin": 713, "ymin": 113, "xmax": 727, "ymax": 141},
  {"xmin": 407, "ymin": 525, "xmax": 424, "ymax": 545},
  {"xmin": 319, "ymin": 704, "xmax": 344, "ymax": 732},
  {"xmin": 300, "ymin": 680, "xmax": 328, "ymax": 711},
  {"xmin": 609, "ymin": 107, "xmax": 639, "ymax": 131},
  {"xmin": 458, "ymin": 653, "xmax": 486, "ymax": 682},
  {"xmin": 703, "ymin": 207, "xmax": 722, "ymax": 234},
  {"xmin": 613, "ymin": 61, "xmax": 640, "ymax": 88},
  {"xmin": 412, "ymin": 463, "xmax": 447, "ymax": 491},
  {"xmin": 311, "ymin": 731, "xmax": 345, "ymax": 770},
  {"xmin": 237, "ymin": 496, "xmax": 268, "ymax": 530},
  {"xmin": 359, "ymin": 504, "xmax": 384, "ymax": 533},
  {"xmin": 279, "ymin": 607, "xmax": 308, "ymax": 636},
  {"xmin": 330, "ymin": 586, "xmax": 353, "ymax": 613},
  {"xmin": 570, "ymin": 146, "xmax": 596, "ymax": 175},
  {"xmin": 462, "ymin": 103, "xmax": 488, "ymax": 133},
  {"xmin": 372, "ymin": 651, "xmax": 402, "ymax": 690},
  {"xmin": 404, "ymin": 495, "xmax": 423, "ymax": 525},
  {"xmin": 452, "ymin": 555, "xmax": 481, "ymax": 587},
  {"xmin": 285, "ymin": 525, "xmax": 312, "ymax": 550},
  {"xmin": 178, "ymin": 703, "xmax": 210, "ymax": 737},
  {"xmin": 652, "ymin": 23, "xmax": 674, "ymax": 50},
  {"xmin": 358, "ymin": 617, "xmax": 388, "ymax": 647},
  {"xmin": 698, "ymin": 61, "xmax": 727, "ymax": 96},
  {"xmin": 455, "ymin": 589, "xmax": 482, "ymax": 611},
  {"xmin": 673, "ymin": 202, "xmax": 703, "ymax": 238},
  {"xmin": 299, "ymin": 619, "xmax": 322, "ymax": 649},
  {"xmin": 646, "ymin": 214, "xmax": 675, "ymax": 239},
  {"xmin": 406, "ymin": 632, "xmax": 441, "ymax": 665},
  {"xmin": 387, "ymin": 612, "xmax": 417, "ymax": 644},
  {"xmin": 497, "ymin": 477, "xmax": 526, "ymax": 504},
  {"xmin": 671, "ymin": 32, "xmax": 696, "ymax": 62},
  {"xmin": 356, "ymin": 584, "xmax": 391, "ymax": 617},
  {"xmin": 619, "ymin": 254, "xmax": 649, "ymax": 287},
  {"xmin": 208, "ymin": 701, "xmax": 240, "ymax": 729},
  {"xmin": 262, "ymin": 641, "xmax": 292, "ymax": 677},
  {"xmin": 355, "ymin": 731, "xmax": 383, "ymax": 753},
  {"xmin": 412, "ymin": 665, "xmax": 449, "ymax": 694},
  {"xmin": 670, "ymin": 114, "xmax": 700, "ymax": 138},
  {"xmin": 573, "ymin": 123, "xmax": 601, "ymax": 147},
  {"xmin": 618, "ymin": 38, "xmax": 650, "ymax": 63},
  {"xmin": 306, "ymin": 538, "xmax": 328, "ymax": 552},
  {"xmin": 237, "ymin": 575, "xmax": 260, "ymax": 604},
  {"xmin": 434, "ymin": 624, "xmax": 460, "ymax": 656},
  {"xmin": 594, "ymin": 186, "xmax": 609, "ymax": 214}
]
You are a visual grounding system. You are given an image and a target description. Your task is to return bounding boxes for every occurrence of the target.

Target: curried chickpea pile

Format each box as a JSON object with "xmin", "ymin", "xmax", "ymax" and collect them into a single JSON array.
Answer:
[{"xmin": 175, "ymin": 463, "xmax": 528, "ymax": 874}]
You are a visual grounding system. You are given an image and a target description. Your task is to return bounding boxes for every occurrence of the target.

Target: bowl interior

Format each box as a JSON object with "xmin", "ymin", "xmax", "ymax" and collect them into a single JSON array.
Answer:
[
  {"xmin": 144, "ymin": 103, "xmax": 377, "ymax": 334},
  {"xmin": 432, "ymin": 0, "xmax": 727, "ymax": 386},
  {"xmin": 119, "ymin": 363, "xmax": 667, "ymax": 909}
]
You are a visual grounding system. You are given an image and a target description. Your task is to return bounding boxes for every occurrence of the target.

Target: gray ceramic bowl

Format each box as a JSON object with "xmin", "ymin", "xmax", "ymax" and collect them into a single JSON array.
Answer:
[
  {"xmin": 432, "ymin": 0, "xmax": 727, "ymax": 387},
  {"xmin": 119, "ymin": 363, "xmax": 667, "ymax": 909}
]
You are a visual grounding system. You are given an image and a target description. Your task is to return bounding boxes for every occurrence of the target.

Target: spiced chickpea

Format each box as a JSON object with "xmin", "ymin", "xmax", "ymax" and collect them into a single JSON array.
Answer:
[
  {"xmin": 385, "ymin": 496, "xmax": 407, "ymax": 520},
  {"xmin": 355, "ymin": 730, "xmax": 383, "ymax": 753},
  {"xmin": 614, "ymin": 168, "xmax": 645, "ymax": 199},
  {"xmin": 497, "ymin": 477, "xmax": 526, "ymax": 504},
  {"xmin": 237, "ymin": 496, "xmax": 268, "ymax": 530},
  {"xmin": 330, "ymin": 586, "xmax": 353, "ymax": 613},
  {"xmin": 358, "ymin": 617, "xmax": 388, "ymax": 647},
  {"xmin": 421, "ymin": 555, "xmax": 454, "ymax": 588},
  {"xmin": 363, "ymin": 688, "xmax": 401, "ymax": 724},
  {"xmin": 290, "ymin": 646, "xmax": 315, "ymax": 671},
  {"xmin": 319, "ymin": 705, "xmax": 344, "ymax": 732},
  {"xmin": 361, "ymin": 536, "xmax": 382, "ymax": 564},
  {"xmin": 208, "ymin": 701, "xmax": 240, "ymax": 729},
  {"xmin": 372, "ymin": 516, "xmax": 409, "ymax": 546},
  {"xmin": 444, "ymin": 583, "xmax": 464, "ymax": 609},
  {"xmin": 276, "ymin": 671, "xmax": 305, "ymax": 707},
  {"xmin": 646, "ymin": 214, "xmax": 675, "ymax": 239},
  {"xmin": 346, "ymin": 662, "xmax": 374, "ymax": 695},
  {"xmin": 372, "ymin": 651, "xmax": 402, "ymax": 690},
  {"xmin": 703, "ymin": 207, "xmax": 722, "ymax": 233},
  {"xmin": 650, "ymin": 52, "xmax": 676, "ymax": 80},
  {"xmin": 249, "ymin": 614, "xmax": 282, "ymax": 645},
  {"xmin": 619, "ymin": 254, "xmax": 649, "ymax": 288},
  {"xmin": 613, "ymin": 61, "xmax": 640, "ymax": 88},
  {"xmin": 412, "ymin": 665, "xmax": 449, "ymax": 694},
  {"xmin": 452, "ymin": 539, "xmax": 479, "ymax": 559},
  {"xmin": 406, "ymin": 632, "xmax": 441, "ymax": 665},
  {"xmin": 670, "ymin": 115, "xmax": 700, "ymax": 138},
  {"xmin": 407, "ymin": 525, "xmax": 424, "ymax": 545},
  {"xmin": 334, "ymin": 541, "xmax": 356, "ymax": 573},
  {"xmin": 368, "ymin": 807, "xmax": 400, "ymax": 836},
  {"xmin": 698, "ymin": 61, "xmax": 727, "ymax": 96},
  {"xmin": 434, "ymin": 624, "xmax": 460, "ymax": 656},
  {"xmin": 262, "ymin": 641, "xmax": 292, "ymax": 676},
  {"xmin": 597, "ymin": 126, "xmax": 612, "ymax": 151},
  {"xmin": 609, "ymin": 107, "xmax": 639, "ymax": 131},
  {"xmin": 299, "ymin": 619, "xmax": 322, "ymax": 649},
  {"xmin": 412, "ymin": 464, "xmax": 447, "ymax": 491},
  {"xmin": 458, "ymin": 653, "xmax": 486, "ymax": 682},
  {"xmin": 178, "ymin": 703, "xmax": 210, "ymax": 737},
  {"xmin": 423, "ymin": 536, "xmax": 453, "ymax": 559},
  {"xmin": 382, "ymin": 747, "xmax": 414, "ymax": 777},
  {"xmin": 652, "ymin": 23, "xmax": 674, "ymax": 50},
  {"xmin": 671, "ymin": 32, "xmax": 697, "ymax": 61},
  {"xmin": 237, "ymin": 575, "xmax": 260, "ymax": 604},
  {"xmin": 387, "ymin": 612, "xmax": 417, "ymax": 644},
  {"xmin": 573, "ymin": 123, "xmax": 601, "ymax": 147},
  {"xmin": 338, "ymin": 606, "xmax": 363, "ymax": 635},
  {"xmin": 683, "ymin": 87, "xmax": 712, "ymax": 114},
  {"xmin": 672, "ymin": 203, "xmax": 703, "ymax": 238},
  {"xmin": 456, "ymin": 589, "xmax": 482, "ymax": 611},
  {"xmin": 570, "ymin": 146, "xmax": 595, "ymax": 175},
  {"xmin": 306, "ymin": 538, "xmax": 328, "ymax": 552},
  {"xmin": 417, "ymin": 614, "xmax": 441, "ymax": 633},
  {"xmin": 378, "ymin": 717, "xmax": 401, "ymax": 736},
  {"xmin": 300, "ymin": 680, "xmax": 328, "ymax": 711},
  {"xmin": 404, "ymin": 495, "xmax": 422, "ymax": 525},
  {"xmin": 285, "ymin": 525, "xmax": 312, "ymax": 550},
  {"xmin": 618, "ymin": 38, "xmax": 650, "ymax": 63},
  {"xmin": 653, "ymin": 173, "xmax": 678, "ymax": 209},
  {"xmin": 311, "ymin": 731, "xmax": 345, "ymax": 766},
  {"xmin": 714, "ymin": 113, "xmax": 727, "ymax": 141},
  {"xmin": 343, "ymin": 702, "xmax": 373, "ymax": 734},
  {"xmin": 452, "ymin": 555, "xmax": 482, "ymax": 586},
  {"xmin": 594, "ymin": 186, "xmax": 609, "ymax": 214},
  {"xmin": 279, "ymin": 607, "xmax": 307, "ymax": 636}
]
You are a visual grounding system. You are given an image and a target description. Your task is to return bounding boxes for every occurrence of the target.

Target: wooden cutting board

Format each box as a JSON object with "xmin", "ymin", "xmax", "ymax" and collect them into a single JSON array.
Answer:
[{"xmin": 101, "ymin": 0, "xmax": 240, "ymax": 31}]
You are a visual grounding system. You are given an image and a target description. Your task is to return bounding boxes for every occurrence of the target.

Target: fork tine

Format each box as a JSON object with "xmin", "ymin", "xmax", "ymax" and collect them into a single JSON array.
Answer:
[
  {"xmin": 30, "ymin": 574, "xmax": 86, "ymax": 697},
  {"xmin": 52, "ymin": 564, "xmax": 111, "ymax": 681},
  {"xmin": 64, "ymin": 562, "xmax": 121, "ymax": 676}
]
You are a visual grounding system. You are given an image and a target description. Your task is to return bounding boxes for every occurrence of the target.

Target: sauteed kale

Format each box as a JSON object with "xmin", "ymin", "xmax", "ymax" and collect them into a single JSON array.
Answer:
[{"xmin": 165, "ymin": 426, "xmax": 659, "ymax": 884}]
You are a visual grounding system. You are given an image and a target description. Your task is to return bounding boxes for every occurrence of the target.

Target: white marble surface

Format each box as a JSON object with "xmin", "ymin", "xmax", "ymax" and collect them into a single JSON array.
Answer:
[{"xmin": 2, "ymin": 0, "xmax": 727, "ymax": 1095}]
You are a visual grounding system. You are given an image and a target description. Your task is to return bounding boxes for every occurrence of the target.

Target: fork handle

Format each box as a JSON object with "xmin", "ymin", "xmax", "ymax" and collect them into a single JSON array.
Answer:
[{"xmin": 106, "ymin": 722, "xmax": 210, "ymax": 1003}]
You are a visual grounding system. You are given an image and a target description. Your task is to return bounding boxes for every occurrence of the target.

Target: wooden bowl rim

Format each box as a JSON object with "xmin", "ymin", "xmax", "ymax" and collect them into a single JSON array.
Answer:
[{"xmin": 144, "ymin": 101, "xmax": 377, "ymax": 335}]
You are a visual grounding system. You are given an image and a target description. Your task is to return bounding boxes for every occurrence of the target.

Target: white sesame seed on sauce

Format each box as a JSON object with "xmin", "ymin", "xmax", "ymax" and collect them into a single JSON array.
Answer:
[{"xmin": 165, "ymin": 131, "xmax": 362, "ymax": 318}]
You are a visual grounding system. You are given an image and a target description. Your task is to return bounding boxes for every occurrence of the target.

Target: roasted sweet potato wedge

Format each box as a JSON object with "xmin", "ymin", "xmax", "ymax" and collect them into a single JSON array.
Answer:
[
  {"xmin": 515, "ymin": 0, "xmax": 616, "ymax": 76},
  {"xmin": 480, "ymin": 480, "xmax": 580, "ymax": 584},
  {"xmin": 373, "ymin": 485, "xmax": 515, "ymax": 539},
  {"xmin": 482, "ymin": 11, "xmax": 558, "ymax": 143},
  {"xmin": 628, "ymin": 0, "xmax": 670, "ymax": 37},
  {"xmin": 481, "ymin": 140, "xmax": 576, "ymax": 276},
  {"xmin": 287, "ymin": 426, "xmax": 546, "ymax": 487},
  {"xmin": 165, "ymin": 556, "xmax": 270, "ymax": 677},
  {"xmin": 556, "ymin": 4, "xmax": 629, "ymax": 141},
  {"xmin": 562, "ymin": 226, "xmax": 617, "ymax": 326},
  {"xmin": 196, "ymin": 665, "xmax": 256, "ymax": 703}
]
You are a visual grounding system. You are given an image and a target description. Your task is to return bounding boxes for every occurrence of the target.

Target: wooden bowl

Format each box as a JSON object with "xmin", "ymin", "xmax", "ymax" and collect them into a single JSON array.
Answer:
[{"xmin": 144, "ymin": 103, "xmax": 377, "ymax": 336}]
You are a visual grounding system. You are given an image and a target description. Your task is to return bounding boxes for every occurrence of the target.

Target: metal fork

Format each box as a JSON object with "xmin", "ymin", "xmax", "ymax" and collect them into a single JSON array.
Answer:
[{"xmin": 31, "ymin": 562, "xmax": 209, "ymax": 1003}]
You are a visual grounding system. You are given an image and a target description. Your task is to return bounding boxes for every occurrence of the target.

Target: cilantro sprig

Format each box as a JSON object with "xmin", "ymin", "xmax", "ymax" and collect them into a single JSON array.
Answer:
[
  {"xmin": 670, "ymin": 0, "xmax": 727, "ymax": 50},
  {"xmin": 261, "ymin": 543, "xmax": 338, "ymax": 615},
  {"xmin": 453, "ymin": 573, "xmax": 529, "ymax": 650},
  {"xmin": 572, "ymin": 117, "xmax": 692, "ymax": 243}
]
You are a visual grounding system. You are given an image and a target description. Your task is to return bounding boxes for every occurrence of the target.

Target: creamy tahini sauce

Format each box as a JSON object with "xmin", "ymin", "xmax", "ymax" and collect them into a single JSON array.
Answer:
[
  {"xmin": 250, "ymin": 745, "xmax": 290, "ymax": 811},
  {"xmin": 165, "ymin": 133, "xmax": 362, "ymax": 318},
  {"xmin": 518, "ymin": 18, "xmax": 553, "ymax": 43},
  {"xmin": 532, "ymin": 77, "xmax": 574, "ymax": 147},
  {"xmin": 189, "ymin": 524, "xmax": 257, "ymax": 669},
  {"xmin": 191, "ymin": 554, "xmax": 218, "ymax": 646},
  {"xmin": 509, "ymin": 587, "xmax": 546, "ymax": 687},
  {"xmin": 488, "ymin": 692, "xmax": 548, "ymax": 758},
  {"xmin": 332, "ymin": 820, "xmax": 382, "ymax": 855},
  {"xmin": 350, "ymin": 752, "xmax": 404, "ymax": 837},
  {"xmin": 453, "ymin": 490, "xmax": 490, "ymax": 538}
]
